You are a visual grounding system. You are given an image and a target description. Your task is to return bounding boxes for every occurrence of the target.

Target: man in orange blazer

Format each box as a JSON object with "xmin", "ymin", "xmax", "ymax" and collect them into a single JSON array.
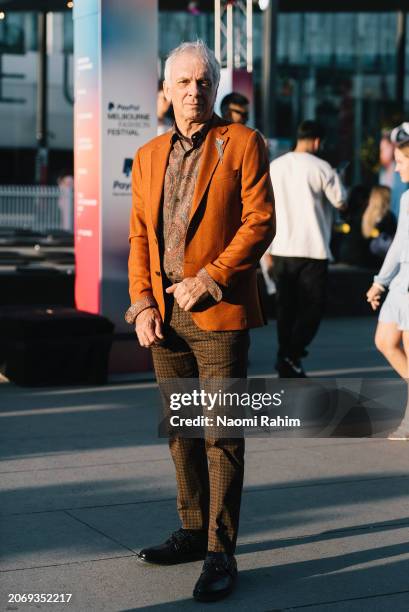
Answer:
[{"xmin": 125, "ymin": 40, "xmax": 275, "ymax": 603}]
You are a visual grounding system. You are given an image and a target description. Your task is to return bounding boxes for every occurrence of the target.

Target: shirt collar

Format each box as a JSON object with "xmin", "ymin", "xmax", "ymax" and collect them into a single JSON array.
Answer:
[{"xmin": 171, "ymin": 114, "xmax": 215, "ymax": 148}]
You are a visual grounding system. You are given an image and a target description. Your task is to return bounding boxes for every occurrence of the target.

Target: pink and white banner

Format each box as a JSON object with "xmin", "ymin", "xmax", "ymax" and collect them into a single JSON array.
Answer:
[{"xmin": 74, "ymin": 0, "xmax": 157, "ymax": 332}]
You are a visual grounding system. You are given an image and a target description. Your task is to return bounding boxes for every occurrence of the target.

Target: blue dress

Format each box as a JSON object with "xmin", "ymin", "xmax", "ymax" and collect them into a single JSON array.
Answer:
[{"xmin": 375, "ymin": 190, "xmax": 409, "ymax": 330}]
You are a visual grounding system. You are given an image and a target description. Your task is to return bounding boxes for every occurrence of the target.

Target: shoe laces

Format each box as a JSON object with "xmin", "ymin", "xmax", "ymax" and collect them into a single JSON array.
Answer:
[
  {"xmin": 167, "ymin": 529, "xmax": 198, "ymax": 553},
  {"xmin": 203, "ymin": 555, "xmax": 235, "ymax": 576}
]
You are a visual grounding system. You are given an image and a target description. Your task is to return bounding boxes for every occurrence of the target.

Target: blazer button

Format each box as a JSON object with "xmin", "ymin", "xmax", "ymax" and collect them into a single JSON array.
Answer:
[{"xmin": 155, "ymin": 271, "xmax": 161, "ymax": 276}]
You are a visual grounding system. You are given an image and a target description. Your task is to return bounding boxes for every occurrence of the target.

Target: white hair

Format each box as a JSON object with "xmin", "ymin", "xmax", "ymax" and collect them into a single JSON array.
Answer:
[{"xmin": 164, "ymin": 40, "xmax": 220, "ymax": 88}]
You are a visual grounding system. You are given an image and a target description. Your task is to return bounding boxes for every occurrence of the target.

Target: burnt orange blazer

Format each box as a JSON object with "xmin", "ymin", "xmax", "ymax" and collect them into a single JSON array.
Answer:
[{"xmin": 128, "ymin": 116, "xmax": 275, "ymax": 331}]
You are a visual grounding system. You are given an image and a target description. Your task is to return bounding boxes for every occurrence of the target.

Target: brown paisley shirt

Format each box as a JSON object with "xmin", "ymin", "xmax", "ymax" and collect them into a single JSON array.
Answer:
[{"xmin": 125, "ymin": 118, "xmax": 222, "ymax": 325}]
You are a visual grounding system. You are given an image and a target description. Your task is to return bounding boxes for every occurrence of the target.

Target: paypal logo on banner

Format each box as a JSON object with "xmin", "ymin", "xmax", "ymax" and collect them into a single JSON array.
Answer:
[
  {"xmin": 123, "ymin": 158, "xmax": 133, "ymax": 178},
  {"xmin": 112, "ymin": 158, "xmax": 132, "ymax": 194}
]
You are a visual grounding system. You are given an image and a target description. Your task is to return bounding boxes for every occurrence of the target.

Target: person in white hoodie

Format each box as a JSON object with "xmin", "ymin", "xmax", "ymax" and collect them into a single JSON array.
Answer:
[{"xmin": 263, "ymin": 120, "xmax": 346, "ymax": 377}]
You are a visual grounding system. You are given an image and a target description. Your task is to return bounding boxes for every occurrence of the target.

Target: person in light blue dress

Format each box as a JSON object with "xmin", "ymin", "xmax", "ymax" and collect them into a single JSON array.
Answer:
[{"xmin": 367, "ymin": 127, "xmax": 409, "ymax": 439}]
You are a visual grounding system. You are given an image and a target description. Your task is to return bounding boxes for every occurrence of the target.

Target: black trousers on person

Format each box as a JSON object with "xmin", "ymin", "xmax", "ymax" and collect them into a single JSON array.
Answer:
[{"xmin": 272, "ymin": 256, "xmax": 328, "ymax": 361}]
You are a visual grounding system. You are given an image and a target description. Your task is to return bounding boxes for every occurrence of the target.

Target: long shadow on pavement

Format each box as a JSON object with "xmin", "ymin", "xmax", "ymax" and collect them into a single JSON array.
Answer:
[{"xmin": 120, "ymin": 552, "xmax": 409, "ymax": 611}]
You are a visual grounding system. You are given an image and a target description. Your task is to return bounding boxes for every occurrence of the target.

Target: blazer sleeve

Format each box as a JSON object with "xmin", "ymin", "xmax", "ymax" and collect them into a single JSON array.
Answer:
[
  {"xmin": 203, "ymin": 130, "xmax": 276, "ymax": 289},
  {"xmin": 127, "ymin": 149, "xmax": 156, "ymax": 306}
]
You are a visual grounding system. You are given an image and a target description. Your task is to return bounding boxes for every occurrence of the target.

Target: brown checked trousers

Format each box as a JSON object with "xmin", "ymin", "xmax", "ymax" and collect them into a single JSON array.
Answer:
[{"xmin": 151, "ymin": 300, "xmax": 249, "ymax": 554}]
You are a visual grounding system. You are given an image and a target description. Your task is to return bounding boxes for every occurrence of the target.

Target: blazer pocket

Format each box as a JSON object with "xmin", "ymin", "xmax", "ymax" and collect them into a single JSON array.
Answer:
[{"xmin": 213, "ymin": 169, "xmax": 240, "ymax": 182}]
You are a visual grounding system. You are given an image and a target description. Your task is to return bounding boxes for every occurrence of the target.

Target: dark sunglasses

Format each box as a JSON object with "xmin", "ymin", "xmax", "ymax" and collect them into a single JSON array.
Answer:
[{"xmin": 229, "ymin": 107, "xmax": 249, "ymax": 120}]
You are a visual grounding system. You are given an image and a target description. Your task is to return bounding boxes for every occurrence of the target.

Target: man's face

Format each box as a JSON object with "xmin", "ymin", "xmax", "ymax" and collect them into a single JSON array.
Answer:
[
  {"xmin": 226, "ymin": 103, "xmax": 249, "ymax": 124},
  {"xmin": 163, "ymin": 52, "xmax": 217, "ymax": 125}
]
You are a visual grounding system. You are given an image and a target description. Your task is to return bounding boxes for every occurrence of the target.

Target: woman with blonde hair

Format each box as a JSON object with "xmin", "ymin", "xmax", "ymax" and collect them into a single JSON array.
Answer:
[
  {"xmin": 367, "ymin": 125, "xmax": 409, "ymax": 439},
  {"xmin": 362, "ymin": 185, "xmax": 396, "ymax": 263}
]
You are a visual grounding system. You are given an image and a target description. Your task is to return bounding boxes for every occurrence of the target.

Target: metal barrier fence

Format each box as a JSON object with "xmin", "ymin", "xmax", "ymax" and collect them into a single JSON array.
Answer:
[{"xmin": 0, "ymin": 185, "xmax": 74, "ymax": 233}]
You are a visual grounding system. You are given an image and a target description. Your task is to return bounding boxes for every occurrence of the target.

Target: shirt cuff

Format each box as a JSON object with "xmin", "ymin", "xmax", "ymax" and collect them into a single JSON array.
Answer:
[
  {"xmin": 124, "ymin": 295, "xmax": 157, "ymax": 325},
  {"xmin": 196, "ymin": 268, "xmax": 223, "ymax": 302}
]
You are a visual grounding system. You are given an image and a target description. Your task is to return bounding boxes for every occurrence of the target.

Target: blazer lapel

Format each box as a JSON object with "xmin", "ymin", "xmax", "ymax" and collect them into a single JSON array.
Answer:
[
  {"xmin": 188, "ymin": 124, "xmax": 229, "ymax": 225},
  {"xmin": 150, "ymin": 138, "xmax": 172, "ymax": 234}
]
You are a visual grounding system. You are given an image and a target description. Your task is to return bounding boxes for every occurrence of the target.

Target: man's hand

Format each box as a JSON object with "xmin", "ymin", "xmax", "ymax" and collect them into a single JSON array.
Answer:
[
  {"xmin": 166, "ymin": 277, "xmax": 209, "ymax": 311},
  {"xmin": 366, "ymin": 284, "xmax": 383, "ymax": 311},
  {"xmin": 135, "ymin": 307, "xmax": 164, "ymax": 348}
]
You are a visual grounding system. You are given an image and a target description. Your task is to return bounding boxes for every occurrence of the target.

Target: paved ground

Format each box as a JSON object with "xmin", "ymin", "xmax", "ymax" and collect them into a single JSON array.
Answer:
[{"xmin": 2, "ymin": 317, "xmax": 409, "ymax": 612}]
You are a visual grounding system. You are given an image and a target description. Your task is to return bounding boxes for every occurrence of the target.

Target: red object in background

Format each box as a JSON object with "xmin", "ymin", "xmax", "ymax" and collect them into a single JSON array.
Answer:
[{"xmin": 73, "ymin": 12, "xmax": 101, "ymax": 316}]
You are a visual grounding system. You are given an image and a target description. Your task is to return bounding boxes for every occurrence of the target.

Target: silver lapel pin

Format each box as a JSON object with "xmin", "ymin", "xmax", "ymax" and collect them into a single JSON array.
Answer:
[{"xmin": 215, "ymin": 137, "xmax": 224, "ymax": 164}]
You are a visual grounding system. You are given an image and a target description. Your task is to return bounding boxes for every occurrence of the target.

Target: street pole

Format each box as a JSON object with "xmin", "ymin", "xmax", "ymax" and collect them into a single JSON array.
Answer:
[
  {"xmin": 262, "ymin": 0, "xmax": 278, "ymax": 138},
  {"xmin": 35, "ymin": 11, "xmax": 48, "ymax": 185},
  {"xmin": 396, "ymin": 11, "xmax": 406, "ymax": 115},
  {"xmin": 353, "ymin": 14, "xmax": 364, "ymax": 185}
]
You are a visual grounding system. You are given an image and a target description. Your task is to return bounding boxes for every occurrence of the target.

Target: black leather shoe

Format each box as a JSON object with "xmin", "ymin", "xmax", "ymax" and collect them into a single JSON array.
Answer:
[
  {"xmin": 276, "ymin": 356, "xmax": 307, "ymax": 378},
  {"xmin": 193, "ymin": 552, "xmax": 237, "ymax": 602},
  {"xmin": 138, "ymin": 528, "xmax": 207, "ymax": 565}
]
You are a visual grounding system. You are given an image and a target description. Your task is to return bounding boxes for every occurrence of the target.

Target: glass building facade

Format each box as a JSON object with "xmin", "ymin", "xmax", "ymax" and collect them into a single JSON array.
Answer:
[
  {"xmin": 159, "ymin": 10, "xmax": 407, "ymax": 185},
  {"xmin": 0, "ymin": 9, "xmax": 407, "ymax": 186}
]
